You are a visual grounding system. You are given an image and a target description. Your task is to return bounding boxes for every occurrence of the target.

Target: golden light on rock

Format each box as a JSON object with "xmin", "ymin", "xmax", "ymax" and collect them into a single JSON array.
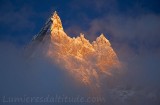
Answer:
[
  {"xmin": 47, "ymin": 12, "xmax": 121, "ymax": 87},
  {"xmin": 27, "ymin": 11, "xmax": 121, "ymax": 94}
]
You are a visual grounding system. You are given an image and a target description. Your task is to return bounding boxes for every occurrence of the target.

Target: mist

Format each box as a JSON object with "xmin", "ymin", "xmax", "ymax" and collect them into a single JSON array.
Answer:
[
  {"xmin": 0, "ymin": 42, "xmax": 101, "ymax": 105},
  {"xmin": 1, "ymin": 14, "xmax": 160, "ymax": 105},
  {"xmin": 1, "ymin": 27, "xmax": 160, "ymax": 105},
  {"xmin": 64, "ymin": 11, "xmax": 160, "ymax": 105}
]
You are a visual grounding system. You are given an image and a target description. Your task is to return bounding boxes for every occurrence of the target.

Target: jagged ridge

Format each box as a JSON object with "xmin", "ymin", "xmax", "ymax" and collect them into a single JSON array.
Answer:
[{"xmin": 29, "ymin": 11, "xmax": 121, "ymax": 87}]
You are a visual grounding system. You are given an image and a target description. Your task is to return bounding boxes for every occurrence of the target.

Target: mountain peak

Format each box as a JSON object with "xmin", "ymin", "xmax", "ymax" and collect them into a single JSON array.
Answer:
[
  {"xmin": 51, "ymin": 11, "xmax": 63, "ymax": 31},
  {"xmin": 99, "ymin": 33, "xmax": 105, "ymax": 38},
  {"xmin": 96, "ymin": 33, "xmax": 111, "ymax": 46},
  {"xmin": 28, "ymin": 11, "xmax": 121, "ymax": 87}
]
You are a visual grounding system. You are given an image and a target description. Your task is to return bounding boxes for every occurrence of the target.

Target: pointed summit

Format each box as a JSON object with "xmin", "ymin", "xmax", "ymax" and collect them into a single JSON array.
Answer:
[
  {"xmin": 28, "ymin": 10, "xmax": 121, "ymax": 88},
  {"xmin": 51, "ymin": 11, "xmax": 63, "ymax": 31},
  {"xmin": 96, "ymin": 33, "xmax": 111, "ymax": 46},
  {"xmin": 99, "ymin": 33, "xmax": 105, "ymax": 38}
]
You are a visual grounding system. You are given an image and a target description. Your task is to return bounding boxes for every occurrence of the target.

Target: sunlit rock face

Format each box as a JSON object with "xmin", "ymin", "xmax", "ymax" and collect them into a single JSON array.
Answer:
[{"xmin": 28, "ymin": 12, "xmax": 121, "ymax": 89}]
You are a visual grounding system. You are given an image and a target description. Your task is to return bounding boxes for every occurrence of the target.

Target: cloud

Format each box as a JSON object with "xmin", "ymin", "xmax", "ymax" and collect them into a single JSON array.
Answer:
[
  {"xmin": 1, "ymin": 22, "xmax": 160, "ymax": 105},
  {"xmin": 66, "ymin": 9, "xmax": 160, "ymax": 52},
  {"xmin": 0, "ymin": 42, "xmax": 105, "ymax": 105},
  {"xmin": 64, "ymin": 1, "xmax": 160, "ymax": 104}
]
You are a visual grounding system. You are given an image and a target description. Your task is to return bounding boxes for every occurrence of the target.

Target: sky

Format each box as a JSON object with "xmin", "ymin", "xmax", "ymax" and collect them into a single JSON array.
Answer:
[
  {"xmin": 0, "ymin": 0, "xmax": 160, "ymax": 105},
  {"xmin": 0, "ymin": 0, "xmax": 160, "ymax": 46}
]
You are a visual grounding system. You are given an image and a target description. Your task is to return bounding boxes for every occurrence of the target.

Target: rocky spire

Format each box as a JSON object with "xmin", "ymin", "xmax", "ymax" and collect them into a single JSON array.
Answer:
[
  {"xmin": 28, "ymin": 10, "xmax": 121, "ymax": 89},
  {"xmin": 96, "ymin": 33, "xmax": 111, "ymax": 46},
  {"xmin": 51, "ymin": 11, "xmax": 63, "ymax": 31}
]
